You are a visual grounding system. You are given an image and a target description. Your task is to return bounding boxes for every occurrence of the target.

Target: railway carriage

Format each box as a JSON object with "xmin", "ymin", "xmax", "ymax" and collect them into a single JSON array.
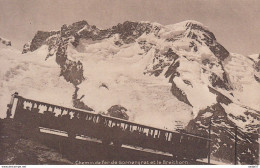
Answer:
[{"xmin": 7, "ymin": 92, "xmax": 211, "ymax": 161}]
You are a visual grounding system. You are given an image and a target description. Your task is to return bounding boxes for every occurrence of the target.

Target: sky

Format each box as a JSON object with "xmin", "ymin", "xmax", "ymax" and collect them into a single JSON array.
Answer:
[{"xmin": 0, "ymin": 0, "xmax": 259, "ymax": 55}]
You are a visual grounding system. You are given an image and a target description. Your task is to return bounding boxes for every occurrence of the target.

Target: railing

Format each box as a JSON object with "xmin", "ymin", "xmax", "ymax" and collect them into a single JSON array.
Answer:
[
  {"xmin": 6, "ymin": 92, "xmax": 212, "ymax": 162},
  {"xmin": 8, "ymin": 93, "xmax": 95, "ymax": 121}
]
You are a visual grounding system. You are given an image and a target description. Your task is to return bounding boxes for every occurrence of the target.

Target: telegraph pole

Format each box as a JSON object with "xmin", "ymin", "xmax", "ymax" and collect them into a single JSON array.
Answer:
[
  {"xmin": 234, "ymin": 126, "xmax": 238, "ymax": 165},
  {"xmin": 208, "ymin": 118, "xmax": 211, "ymax": 164}
]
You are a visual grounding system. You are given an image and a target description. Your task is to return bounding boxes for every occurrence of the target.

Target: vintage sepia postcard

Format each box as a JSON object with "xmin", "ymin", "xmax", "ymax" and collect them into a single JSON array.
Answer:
[{"xmin": 0, "ymin": 0, "xmax": 259, "ymax": 167}]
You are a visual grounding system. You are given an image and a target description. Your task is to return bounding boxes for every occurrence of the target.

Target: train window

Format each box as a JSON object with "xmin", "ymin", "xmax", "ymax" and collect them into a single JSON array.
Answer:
[
  {"xmin": 107, "ymin": 120, "xmax": 111, "ymax": 127},
  {"xmin": 68, "ymin": 111, "xmax": 73, "ymax": 119},
  {"xmin": 140, "ymin": 127, "xmax": 143, "ymax": 132},
  {"xmin": 93, "ymin": 116, "xmax": 96, "ymax": 122},
  {"xmin": 165, "ymin": 132, "xmax": 168, "ymax": 141},
  {"xmin": 151, "ymin": 129, "xmax": 155, "ymax": 137},
  {"xmin": 110, "ymin": 121, "xmax": 114, "ymax": 127},
  {"xmin": 94, "ymin": 116, "xmax": 98, "ymax": 122},
  {"xmin": 154, "ymin": 130, "xmax": 159, "ymax": 138},
  {"xmin": 132, "ymin": 125, "xmax": 137, "ymax": 131},
  {"xmin": 153, "ymin": 130, "xmax": 156, "ymax": 137},
  {"xmin": 96, "ymin": 116, "xmax": 100, "ymax": 123},
  {"xmin": 143, "ymin": 128, "xmax": 149, "ymax": 134},
  {"xmin": 180, "ymin": 135, "xmax": 183, "ymax": 142},
  {"xmin": 167, "ymin": 133, "xmax": 170, "ymax": 141},
  {"xmin": 166, "ymin": 132, "xmax": 171, "ymax": 141}
]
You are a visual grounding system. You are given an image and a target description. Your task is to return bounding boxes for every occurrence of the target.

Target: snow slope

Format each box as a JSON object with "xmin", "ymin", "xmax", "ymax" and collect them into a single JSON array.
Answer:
[
  {"xmin": 73, "ymin": 38, "xmax": 193, "ymax": 128},
  {"xmin": 0, "ymin": 43, "xmax": 75, "ymax": 118},
  {"xmin": 224, "ymin": 53, "xmax": 260, "ymax": 110}
]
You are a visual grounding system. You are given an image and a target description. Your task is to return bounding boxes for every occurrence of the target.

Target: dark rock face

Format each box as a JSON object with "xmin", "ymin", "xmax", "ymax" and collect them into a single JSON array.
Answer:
[
  {"xmin": 186, "ymin": 104, "xmax": 259, "ymax": 164},
  {"xmin": 72, "ymin": 87, "xmax": 94, "ymax": 111},
  {"xmin": 138, "ymin": 40, "xmax": 154, "ymax": 53},
  {"xmin": 29, "ymin": 31, "xmax": 59, "ymax": 52},
  {"xmin": 208, "ymin": 42, "xmax": 230, "ymax": 61},
  {"xmin": 107, "ymin": 105, "xmax": 129, "ymax": 120},
  {"xmin": 53, "ymin": 31, "xmax": 85, "ymax": 86},
  {"xmin": 254, "ymin": 75, "xmax": 260, "ymax": 83},
  {"xmin": 170, "ymin": 81, "xmax": 192, "ymax": 107},
  {"xmin": 186, "ymin": 22, "xmax": 229, "ymax": 61},
  {"xmin": 22, "ymin": 42, "xmax": 31, "ymax": 54},
  {"xmin": 165, "ymin": 60, "xmax": 180, "ymax": 80},
  {"xmin": 61, "ymin": 20, "xmax": 89, "ymax": 38},
  {"xmin": 208, "ymin": 71, "xmax": 231, "ymax": 90},
  {"xmin": 71, "ymin": 21, "xmax": 155, "ymax": 47},
  {"xmin": 145, "ymin": 49, "xmax": 179, "ymax": 77},
  {"xmin": 111, "ymin": 21, "xmax": 153, "ymax": 44},
  {"xmin": 208, "ymin": 87, "xmax": 232, "ymax": 105},
  {"xmin": 254, "ymin": 54, "xmax": 260, "ymax": 72},
  {"xmin": 249, "ymin": 54, "xmax": 260, "ymax": 83},
  {"xmin": 0, "ymin": 37, "xmax": 11, "ymax": 46},
  {"xmin": 202, "ymin": 60, "xmax": 232, "ymax": 91},
  {"xmin": 60, "ymin": 60, "xmax": 85, "ymax": 86}
]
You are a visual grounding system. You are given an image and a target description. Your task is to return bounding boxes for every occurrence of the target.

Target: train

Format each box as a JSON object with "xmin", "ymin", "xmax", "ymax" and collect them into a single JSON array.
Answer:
[{"xmin": 7, "ymin": 92, "xmax": 211, "ymax": 160}]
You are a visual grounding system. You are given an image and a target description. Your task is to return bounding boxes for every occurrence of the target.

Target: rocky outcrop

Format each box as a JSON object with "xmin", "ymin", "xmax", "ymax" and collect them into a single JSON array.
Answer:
[
  {"xmin": 186, "ymin": 103, "xmax": 259, "ymax": 164},
  {"xmin": 208, "ymin": 87, "xmax": 232, "ymax": 105},
  {"xmin": 186, "ymin": 22, "xmax": 229, "ymax": 61},
  {"xmin": 22, "ymin": 42, "xmax": 31, "ymax": 54},
  {"xmin": 0, "ymin": 37, "xmax": 11, "ymax": 46},
  {"xmin": 72, "ymin": 87, "xmax": 93, "ymax": 111},
  {"xmin": 31, "ymin": 31, "xmax": 59, "ymax": 52},
  {"xmin": 170, "ymin": 81, "xmax": 192, "ymax": 106},
  {"xmin": 107, "ymin": 105, "xmax": 129, "ymax": 120}
]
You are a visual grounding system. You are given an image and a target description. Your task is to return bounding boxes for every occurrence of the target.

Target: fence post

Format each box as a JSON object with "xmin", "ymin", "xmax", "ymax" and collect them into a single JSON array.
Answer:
[
  {"xmin": 6, "ymin": 92, "xmax": 18, "ymax": 119},
  {"xmin": 234, "ymin": 126, "xmax": 238, "ymax": 165},
  {"xmin": 208, "ymin": 118, "xmax": 211, "ymax": 164}
]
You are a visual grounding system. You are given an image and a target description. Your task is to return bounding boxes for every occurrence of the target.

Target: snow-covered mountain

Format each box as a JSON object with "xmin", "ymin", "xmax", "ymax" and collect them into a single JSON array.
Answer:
[{"xmin": 0, "ymin": 20, "xmax": 259, "ymax": 164}]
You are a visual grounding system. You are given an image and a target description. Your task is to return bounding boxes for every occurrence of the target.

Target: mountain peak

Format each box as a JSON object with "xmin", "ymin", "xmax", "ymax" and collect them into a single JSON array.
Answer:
[{"xmin": 184, "ymin": 20, "xmax": 206, "ymax": 27}]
